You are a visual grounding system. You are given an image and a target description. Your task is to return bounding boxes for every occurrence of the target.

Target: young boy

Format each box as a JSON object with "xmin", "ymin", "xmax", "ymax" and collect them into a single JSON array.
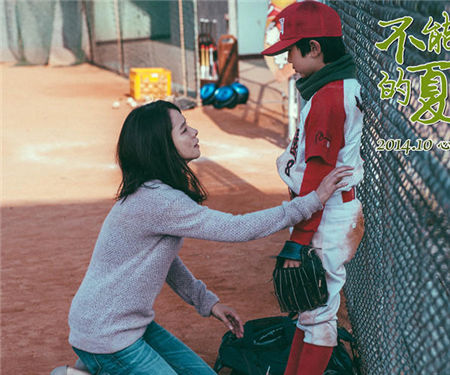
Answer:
[{"xmin": 262, "ymin": 2, "xmax": 365, "ymax": 374}]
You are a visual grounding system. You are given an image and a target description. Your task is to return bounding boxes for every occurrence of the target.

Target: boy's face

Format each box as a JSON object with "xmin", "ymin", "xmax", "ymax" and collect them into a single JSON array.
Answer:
[{"xmin": 287, "ymin": 42, "xmax": 325, "ymax": 78}]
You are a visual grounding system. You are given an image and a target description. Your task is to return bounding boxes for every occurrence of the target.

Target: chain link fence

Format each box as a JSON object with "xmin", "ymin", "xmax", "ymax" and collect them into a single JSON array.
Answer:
[
  {"xmin": 83, "ymin": 0, "xmax": 199, "ymax": 96},
  {"xmin": 327, "ymin": 1, "xmax": 449, "ymax": 374}
]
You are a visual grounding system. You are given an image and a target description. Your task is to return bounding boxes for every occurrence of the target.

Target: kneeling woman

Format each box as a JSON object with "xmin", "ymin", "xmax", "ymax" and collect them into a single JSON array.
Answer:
[{"xmin": 67, "ymin": 101, "xmax": 352, "ymax": 374}]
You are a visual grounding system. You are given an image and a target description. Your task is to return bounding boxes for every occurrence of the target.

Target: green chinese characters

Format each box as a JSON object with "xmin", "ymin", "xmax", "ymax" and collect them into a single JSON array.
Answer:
[{"xmin": 375, "ymin": 11, "xmax": 449, "ymax": 125}]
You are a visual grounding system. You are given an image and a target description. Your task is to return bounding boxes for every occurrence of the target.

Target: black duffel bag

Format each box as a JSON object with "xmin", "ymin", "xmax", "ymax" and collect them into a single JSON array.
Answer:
[{"xmin": 213, "ymin": 315, "xmax": 360, "ymax": 375}]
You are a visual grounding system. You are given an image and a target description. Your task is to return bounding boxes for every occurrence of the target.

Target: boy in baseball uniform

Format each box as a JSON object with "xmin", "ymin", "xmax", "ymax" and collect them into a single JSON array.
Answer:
[{"xmin": 262, "ymin": 2, "xmax": 365, "ymax": 374}]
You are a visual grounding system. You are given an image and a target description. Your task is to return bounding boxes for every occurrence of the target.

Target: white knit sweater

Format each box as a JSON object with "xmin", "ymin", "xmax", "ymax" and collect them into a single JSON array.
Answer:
[{"xmin": 68, "ymin": 180, "xmax": 322, "ymax": 353}]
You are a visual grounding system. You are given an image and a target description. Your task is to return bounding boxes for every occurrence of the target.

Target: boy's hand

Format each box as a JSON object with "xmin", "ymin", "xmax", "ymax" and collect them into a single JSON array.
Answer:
[
  {"xmin": 283, "ymin": 259, "xmax": 301, "ymax": 268},
  {"xmin": 211, "ymin": 302, "xmax": 244, "ymax": 338}
]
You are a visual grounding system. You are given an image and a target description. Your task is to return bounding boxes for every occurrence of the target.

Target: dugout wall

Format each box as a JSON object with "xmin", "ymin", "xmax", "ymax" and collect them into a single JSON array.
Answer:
[{"xmin": 3, "ymin": 0, "xmax": 229, "ymax": 97}]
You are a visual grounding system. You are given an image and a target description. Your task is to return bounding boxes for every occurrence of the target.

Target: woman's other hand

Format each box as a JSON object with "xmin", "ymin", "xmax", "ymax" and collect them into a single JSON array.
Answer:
[
  {"xmin": 315, "ymin": 166, "xmax": 353, "ymax": 205},
  {"xmin": 211, "ymin": 303, "xmax": 244, "ymax": 339}
]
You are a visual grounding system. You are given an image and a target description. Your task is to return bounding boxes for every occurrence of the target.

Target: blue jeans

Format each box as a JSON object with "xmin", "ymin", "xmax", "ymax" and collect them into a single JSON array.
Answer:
[{"xmin": 72, "ymin": 321, "xmax": 216, "ymax": 375}]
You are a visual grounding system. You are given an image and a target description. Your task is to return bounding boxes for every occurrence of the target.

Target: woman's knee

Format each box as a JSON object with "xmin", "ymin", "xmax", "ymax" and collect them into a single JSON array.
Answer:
[{"xmin": 74, "ymin": 338, "xmax": 178, "ymax": 375}]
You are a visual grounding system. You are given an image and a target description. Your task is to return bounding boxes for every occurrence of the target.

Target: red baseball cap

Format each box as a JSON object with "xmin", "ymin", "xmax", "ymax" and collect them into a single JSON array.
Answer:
[{"xmin": 261, "ymin": 1, "xmax": 342, "ymax": 56}]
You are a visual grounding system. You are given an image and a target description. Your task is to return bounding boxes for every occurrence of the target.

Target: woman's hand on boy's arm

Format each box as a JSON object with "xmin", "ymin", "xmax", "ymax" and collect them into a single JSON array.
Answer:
[
  {"xmin": 315, "ymin": 165, "xmax": 353, "ymax": 205},
  {"xmin": 211, "ymin": 302, "xmax": 244, "ymax": 338}
]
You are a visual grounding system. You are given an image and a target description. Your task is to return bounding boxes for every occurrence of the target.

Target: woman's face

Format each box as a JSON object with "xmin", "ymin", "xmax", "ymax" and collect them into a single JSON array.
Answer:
[{"xmin": 170, "ymin": 109, "xmax": 200, "ymax": 162}]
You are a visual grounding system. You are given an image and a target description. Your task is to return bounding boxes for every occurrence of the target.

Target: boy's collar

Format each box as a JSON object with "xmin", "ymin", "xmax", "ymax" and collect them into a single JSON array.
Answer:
[{"xmin": 296, "ymin": 55, "xmax": 356, "ymax": 101}]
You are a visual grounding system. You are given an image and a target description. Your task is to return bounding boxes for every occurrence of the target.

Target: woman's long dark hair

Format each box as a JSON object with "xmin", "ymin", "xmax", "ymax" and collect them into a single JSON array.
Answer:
[{"xmin": 115, "ymin": 100, "xmax": 207, "ymax": 203}]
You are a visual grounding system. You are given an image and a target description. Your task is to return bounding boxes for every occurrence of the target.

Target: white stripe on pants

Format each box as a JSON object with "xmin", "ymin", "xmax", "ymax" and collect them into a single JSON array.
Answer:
[{"xmin": 296, "ymin": 196, "xmax": 364, "ymax": 347}]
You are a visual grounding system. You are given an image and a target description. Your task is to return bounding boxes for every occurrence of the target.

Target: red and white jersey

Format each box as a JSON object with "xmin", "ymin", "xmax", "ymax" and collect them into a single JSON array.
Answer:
[{"xmin": 277, "ymin": 79, "xmax": 364, "ymax": 195}]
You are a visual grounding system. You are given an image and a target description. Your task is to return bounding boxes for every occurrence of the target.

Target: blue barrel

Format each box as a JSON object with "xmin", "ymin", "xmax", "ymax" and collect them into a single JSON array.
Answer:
[
  {"xmin": 200, "ymin": 83, "xmax": 217, "ymax": 105},
  {"xmin": 230, "ymin": 82, "xmax": 249, "ymax": 104},
  {"xmin": 213, "ymin": 86, "xmax": 238, "ymax": 109}
]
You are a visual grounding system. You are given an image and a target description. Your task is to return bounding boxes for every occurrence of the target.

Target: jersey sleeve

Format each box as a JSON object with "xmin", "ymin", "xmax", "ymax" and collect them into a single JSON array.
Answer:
[{"xmin": 304, "ymin": 84, "xmax": 346, "ymax": 166}]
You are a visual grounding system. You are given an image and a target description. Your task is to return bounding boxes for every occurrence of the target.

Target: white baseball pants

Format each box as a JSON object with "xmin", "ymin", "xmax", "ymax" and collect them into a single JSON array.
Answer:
[{"xmin": 296, "ymin": 195, "xmax": 364, "ymax": 347}]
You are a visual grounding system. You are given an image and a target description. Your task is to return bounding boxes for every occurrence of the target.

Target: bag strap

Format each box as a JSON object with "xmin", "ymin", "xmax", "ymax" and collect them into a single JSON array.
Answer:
[
  {"xmin": 336, "ymin": 327, "xmax": 362, "ymax": 375},
  {"xmin": 213, "ymin": 355, "xmax": 224, "ymax": 373}
]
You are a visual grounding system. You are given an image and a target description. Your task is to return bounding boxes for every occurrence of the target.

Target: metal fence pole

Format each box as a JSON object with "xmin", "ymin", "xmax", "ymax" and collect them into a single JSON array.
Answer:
[
  {"xmin": 178, "ymin": 0, "xmax": 188, "ymax": 96},
  {"xmin": 193, "ymin": 0, "xmax": 200, "ymax": 103},
  {"xmin": 113, "ymin": 0, "xmax": 124, "ymax": 75}
]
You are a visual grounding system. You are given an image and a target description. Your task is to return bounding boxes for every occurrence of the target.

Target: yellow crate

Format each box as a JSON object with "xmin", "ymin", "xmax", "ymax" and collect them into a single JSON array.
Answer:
[{"xmin": 129, "ymin": 68, "xmax": 172, "ymax": 100}]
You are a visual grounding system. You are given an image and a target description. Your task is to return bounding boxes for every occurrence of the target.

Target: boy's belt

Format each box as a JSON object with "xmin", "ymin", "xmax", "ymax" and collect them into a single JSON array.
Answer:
[{"xmin": 341, "ymin": 186, "xmax": 356, "ymax": 203}]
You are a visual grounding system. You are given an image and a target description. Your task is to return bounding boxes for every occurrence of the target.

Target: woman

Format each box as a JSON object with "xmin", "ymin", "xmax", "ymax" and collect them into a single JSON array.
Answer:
[{"xmin": 57, "ymin": 101, "xmax": 352, "ymax": 375}]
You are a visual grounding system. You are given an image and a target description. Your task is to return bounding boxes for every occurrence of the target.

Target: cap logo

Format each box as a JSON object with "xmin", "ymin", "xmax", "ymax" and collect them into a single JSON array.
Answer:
[{"xmin": 279, "ymin": 17, "xmax": 285, "ymax": 35}]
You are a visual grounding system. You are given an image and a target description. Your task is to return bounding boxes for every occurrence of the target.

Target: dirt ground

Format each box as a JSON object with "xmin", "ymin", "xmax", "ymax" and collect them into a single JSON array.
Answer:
[{"xmin": 1, "ymin": 61, "xmax": 350, "ymax": 374}]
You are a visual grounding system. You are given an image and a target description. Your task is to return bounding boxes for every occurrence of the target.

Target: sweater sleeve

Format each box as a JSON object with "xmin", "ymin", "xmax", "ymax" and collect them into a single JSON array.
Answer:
[
  {"xmin": 149, "ymin": 188, "xmax": 323, "ymax": 242},
  {"xmin": 166, "ymin": 256, "xmax": 219, "ymax": 317}
]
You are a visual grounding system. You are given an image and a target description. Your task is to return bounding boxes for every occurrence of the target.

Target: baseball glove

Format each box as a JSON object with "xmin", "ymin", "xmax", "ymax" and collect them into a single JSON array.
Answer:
[{"xmin": 273, "ymin": 241, "xmax": 329, "ymax": 313}]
